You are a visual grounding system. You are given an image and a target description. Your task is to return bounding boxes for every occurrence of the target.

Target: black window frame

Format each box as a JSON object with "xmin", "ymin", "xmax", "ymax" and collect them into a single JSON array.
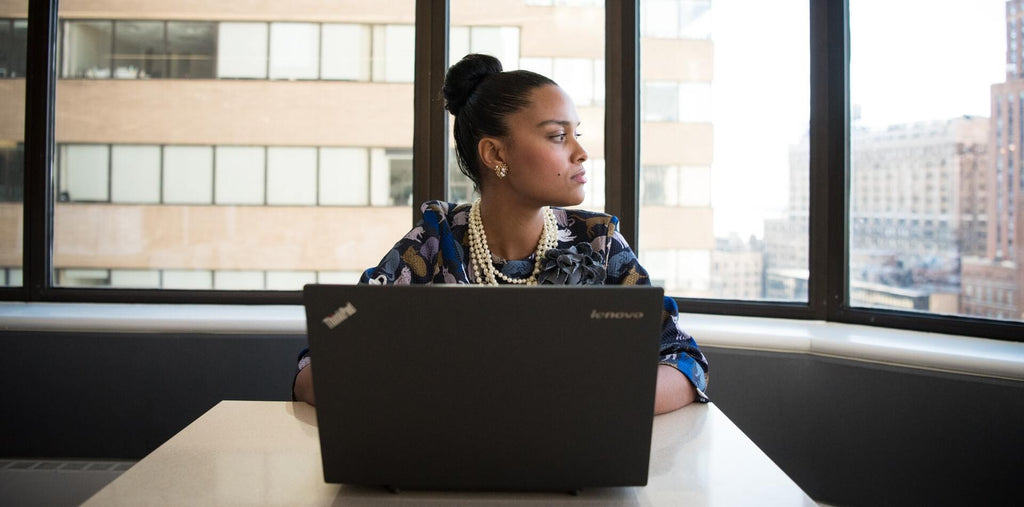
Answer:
[{"xmin": 5, "ymin": 0, "xmax": 1022, "ymax": 342}]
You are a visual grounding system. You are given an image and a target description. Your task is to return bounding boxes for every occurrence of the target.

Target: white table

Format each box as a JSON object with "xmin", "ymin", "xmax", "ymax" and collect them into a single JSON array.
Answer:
[{"xmin": 84, "ymin": 401, "xmax": 816, "ymax": 506}]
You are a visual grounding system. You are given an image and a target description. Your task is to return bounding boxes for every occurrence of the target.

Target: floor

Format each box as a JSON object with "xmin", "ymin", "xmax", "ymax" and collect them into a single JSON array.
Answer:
[{"xmin": 0, "ymin": 459, "xmax": 134, "ymax": 507}]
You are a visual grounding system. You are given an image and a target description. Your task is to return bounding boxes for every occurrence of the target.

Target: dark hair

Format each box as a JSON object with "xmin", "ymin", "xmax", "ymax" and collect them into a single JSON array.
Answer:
[{"xmin": 443, "ymin": 54, "xmax": 556, "ymax": 189}]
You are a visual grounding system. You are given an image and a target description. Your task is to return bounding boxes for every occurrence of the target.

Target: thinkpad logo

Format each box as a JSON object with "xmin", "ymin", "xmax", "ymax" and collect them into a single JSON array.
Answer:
[
  {"xmin": 323, "ymin": 302, "xmax": 357, "ymax": 329},
  {"xmin": 590, "ymin": 309, "xmax": 644, "ymax": 319}
]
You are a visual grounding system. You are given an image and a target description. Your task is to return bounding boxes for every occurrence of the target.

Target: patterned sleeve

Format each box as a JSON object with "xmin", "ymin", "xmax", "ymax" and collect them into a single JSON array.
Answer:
[
  {"xmin": 604, "ymin": 228, "xmax": 710, "ymax": 402},
  {"xmin": 358, "ymin": 201, "xmax": 470, "ymax": 285}
]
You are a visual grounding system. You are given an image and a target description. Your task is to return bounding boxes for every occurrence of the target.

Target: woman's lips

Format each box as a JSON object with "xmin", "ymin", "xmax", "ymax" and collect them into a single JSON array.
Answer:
[{"xmin": 572, "ymin": 170, "xmax": 588, "ymax": 184}]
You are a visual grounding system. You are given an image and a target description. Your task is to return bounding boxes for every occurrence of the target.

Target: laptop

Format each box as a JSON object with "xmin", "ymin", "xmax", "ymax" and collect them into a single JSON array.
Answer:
[{"xmin": 302, "ymin": 284, "xmax": 664, "ymax": 492}]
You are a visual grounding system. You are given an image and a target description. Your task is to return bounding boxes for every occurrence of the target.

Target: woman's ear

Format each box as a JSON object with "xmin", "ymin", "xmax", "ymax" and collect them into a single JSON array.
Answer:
[{"xmin": 477, "ymin": 137, "xmax": 505, "ymax": 173}]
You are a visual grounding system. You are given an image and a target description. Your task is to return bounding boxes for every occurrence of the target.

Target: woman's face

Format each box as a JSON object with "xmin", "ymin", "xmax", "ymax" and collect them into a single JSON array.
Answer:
[{"xmin": 498, "ymin": 84, "xmax": 589, "ymax": 207}]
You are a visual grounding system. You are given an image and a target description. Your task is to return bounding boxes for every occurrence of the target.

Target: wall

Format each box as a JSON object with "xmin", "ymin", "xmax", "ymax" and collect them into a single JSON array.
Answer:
[
  {"xmin": 0, "ymin": 330, "xmax": 1019, "ymax": 505},
  {"xmin": 703, "ymin": 346, "xmax": 1022, "ymax": 507}
]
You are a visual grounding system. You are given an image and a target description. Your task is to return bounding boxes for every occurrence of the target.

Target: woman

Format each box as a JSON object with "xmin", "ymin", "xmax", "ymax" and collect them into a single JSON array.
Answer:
[{"xmin": 294, "ymin": 54, "xmax": 708, "ymax": 414}]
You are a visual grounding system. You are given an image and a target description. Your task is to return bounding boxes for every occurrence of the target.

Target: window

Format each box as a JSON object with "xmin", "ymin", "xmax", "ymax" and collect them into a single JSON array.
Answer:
[
  {"xmin": 850, "ymin": 0, "xmax": 1019, "ymax": 323},
  {"xmin": 215, "ymin": 146, "xmax": 265, "ymax": 205},
  {"xmin": 112, "ymin": 21, "xmax": 164, "ymax": 78},
  {"xmin": 62, "ymin": 20, "xmax": 217, "ymax": 79},
  {"xmin": 0, "ymin": 13, "xmax": 25, "ymax": 289},
  {"xmin": 639, "ymin": 0, "xmax": 809, "ymax": 301},
  {"xmin": 166, "ymin": 22, "xmax": 216, "ymax": 79},
  {"xmin": 162, "ymin": 146, "xmax": 213, "ymax": 204},
  {"xmin": 59, "ymin": 144, "xmax": 109, "ymax": 202},
  {"xmin": 321, "ymin": 24, "xmax": 370, "ymax": 81},
  {"xmin": 8, "ymin": 1, "xmax": 1020, "ymax": 339},
  {"xmin": 111, "ymin": 145, "xmax": 160, "ymax": 203},
  {"xmin": 62, "ymin": 20, "xmax": 112, "ymax": 78},
  {"xmin": 642, "ymin": 0, "xmax": 711, "ymax": 40},
  {"xmin": 269, "ymin": 23, "xmax": 319, "ymax": 80},
  {"xmin": 320, "ymin": 148, "xmax": 369, "ymax": 206},
  {"xmin": 0, "ymin": 19, "xmax": 27, "ymax": 78},
  {"xmin": 267, "ymin": 147, "xmax": 317, "ymax": 205},
  {"xmin": 217, "ymin": 22, "xmax": 268, "ymax": 79},
  {"xmin": 49, "ymin": 0, "xmax": 415, "ymax": 292},
  {"xmin": 372, "ymin": 25, "xmax": 414, "ymax": 83}
]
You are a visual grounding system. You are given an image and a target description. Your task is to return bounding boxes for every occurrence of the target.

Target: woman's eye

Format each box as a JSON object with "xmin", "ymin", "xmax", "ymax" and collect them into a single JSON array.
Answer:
[{"xmin": 551, "ymin": 133, "xmax": 567, "ymax": 141}]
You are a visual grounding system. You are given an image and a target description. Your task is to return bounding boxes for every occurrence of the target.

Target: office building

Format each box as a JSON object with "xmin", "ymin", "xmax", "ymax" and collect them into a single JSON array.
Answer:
[{"xmin": 960, "ymin": 0, "xmax": 1024, "ymax": 320}]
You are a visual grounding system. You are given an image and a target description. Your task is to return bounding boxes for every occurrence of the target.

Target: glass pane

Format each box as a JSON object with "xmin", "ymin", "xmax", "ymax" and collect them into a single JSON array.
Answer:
[
  {"xmin": 851, "ymin": 0, "xmax": 1021, "ymax": 322},
  {"xmin": 62, "ymin": 21, "xmax": 112, "ymax": 78},
  {"xmin": 449, "ymin": 0, "xmax": 606, "ymax": 210},
  {"xmin": 53, "ymin": 3, "xmax": 416, "ymax": 290},
  {"xmin": 111, "ymin": 144, "xmax": 160, "ymax": 203},
  {"xmin": 162, "ymin": 146, "xmax": 213, "ymax": 204},
  {"xmin": 640, "ymin": 0, "xmax": 809, "ymax": 300},
  {"xmin": 112, "ymin": 21, "xmax": 164, "ymax": 79},
  {"xmin": 214, "ymin": 146, "xmax": 265, "ymax": 205},
  {"xmin": 0, "ymin": 14, "xmax": 26, "ymax": 287},
  {"xmin": 166, "ymin": 22, "xmax": 216, "ymax": 79},
  {"xmin": 371, "ymin": 24, "xmax": 414, "ymax": 83},
  {"xmin": 59, "ymin": 144, "xmax": 109, "ymax": 202},
  {"xmin": 320, "ymin": 147, "xmax": 369, "ymax": 205},
  {"xmin": 269, "ymin": 23, "xmax": 319, "ymax": 80},
  {"xmin": 266, "ymin": 147, "xmax": 316, "ymax": 205},
  {"xmin": 217, "ymin": 22, "xmax": 267, "ymax": 79},
  {"xmin": 321, "ymin": 24, "xmax": 370, "ymax": 81}
]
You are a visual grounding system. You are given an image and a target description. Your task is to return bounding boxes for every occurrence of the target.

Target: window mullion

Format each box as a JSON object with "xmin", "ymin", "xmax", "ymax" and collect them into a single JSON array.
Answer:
[
  {"xmin": 808, "ymin": 0, "xmax": 850, "ymax": 320},
  {"xmin": 23, "ymin": 0, "xmax": 59, "ymax": 301},
  {"xmin": 413, "ymin": 0, "xmax": 450, "ymax": 226},
  {"xmin": 605, "ymin": 0, "xmax": 640, "ymax": 250}
]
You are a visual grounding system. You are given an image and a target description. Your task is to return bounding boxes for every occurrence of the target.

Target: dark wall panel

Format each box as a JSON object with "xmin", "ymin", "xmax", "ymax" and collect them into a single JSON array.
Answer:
[
  {"xmin": 703, "ymin": 346, "xmax": 1023, "ymax": 507},
  {"xmin": 0, "ymin": 331, "xmax": 306, "ymax": 458},
  {"xmin": 1, "ymin": 332, "xmax": 1020, "ymax": 506}
]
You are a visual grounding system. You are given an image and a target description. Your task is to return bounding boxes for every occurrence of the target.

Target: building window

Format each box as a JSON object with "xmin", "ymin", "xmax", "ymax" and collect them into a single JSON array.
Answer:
[
  {"xmin": 0, "ymin": 19, "xmax": 28, "ymax": 78},
  {"xmin": 642, "ymin": 0, "xmax": 712, "ymax": 40},
  {"xmin": 372, "ymin": 24, "xmax": 415, "ymax": 83},
  {"xmin": 321, "ymin": 24, "xmax": 371, "ymax": 81},
  {"xmin": 166, "ymin": 22, "xmax": 217, "ymax": 78},
  {"xmin": 320, "ymin": 147, "xmax": 370, "ymax": 206},
  {"xmin": 267, "ymin": 147, "xmax": 317, "ymax": 205},
  {"xmin": 163, "ymin": 146, "xmax": 213, "ymax": 204},
  {"xmin": 111, "ymin": 145, "xmax": 161, "ymax": 203},
  {"xmin": 217, "ymin": 22, "xmax": 268, "ymax": 79},
  {"xmin": 269, "ymin": 23, "xmax": 320, "ymax": 80},
  {"xmin": 62, "ymin": 20, "xmax": 113, "ymax": 78},
  {"xmin": 0, "ymin": 143, "xmax": 23, "ymax": 202},
  {"xmin": 215, "ymin": 146, "xmax": 266, "ymax": 205}
]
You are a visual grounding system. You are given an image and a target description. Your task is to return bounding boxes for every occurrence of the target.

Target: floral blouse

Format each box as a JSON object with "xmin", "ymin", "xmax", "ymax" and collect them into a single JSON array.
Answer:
[{"xmin": 358, "ymin": 200, "xmax": 709, "ymax": 401}]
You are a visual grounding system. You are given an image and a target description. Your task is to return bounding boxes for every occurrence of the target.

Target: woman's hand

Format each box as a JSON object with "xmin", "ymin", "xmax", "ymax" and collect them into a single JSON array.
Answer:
[{"xmin": 293, "ymin": 364, "xmax": 316, "ymax": 406}]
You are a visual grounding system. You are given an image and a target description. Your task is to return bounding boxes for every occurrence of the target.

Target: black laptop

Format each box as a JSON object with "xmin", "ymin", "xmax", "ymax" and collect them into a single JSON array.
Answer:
[{"xmin": 302, "ymin": 284, "xmax": 664, "ymax": 492}]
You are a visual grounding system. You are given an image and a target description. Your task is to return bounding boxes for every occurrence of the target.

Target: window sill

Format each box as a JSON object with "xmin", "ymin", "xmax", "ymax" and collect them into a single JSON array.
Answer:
[{"xmin": 1, "ymin": 302, "xmax": 1021, "ymax": 382}]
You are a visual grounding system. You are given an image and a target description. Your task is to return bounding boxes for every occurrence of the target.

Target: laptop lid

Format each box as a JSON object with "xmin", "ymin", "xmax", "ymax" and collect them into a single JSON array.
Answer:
[{"xmin": 303, "ymin": 284, "xmax": 664, "ymax": 492}]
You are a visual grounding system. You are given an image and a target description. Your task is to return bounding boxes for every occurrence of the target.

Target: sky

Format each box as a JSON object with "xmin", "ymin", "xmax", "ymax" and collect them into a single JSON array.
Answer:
[{"xmin": 709, "ymin": 0, "xmax": 1007, "ymax": 239}]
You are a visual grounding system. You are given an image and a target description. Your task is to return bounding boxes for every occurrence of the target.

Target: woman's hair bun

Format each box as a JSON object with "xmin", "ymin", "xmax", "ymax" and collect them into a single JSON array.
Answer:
[{"xmin": 443, "ymin": 54, "xmax": 503, "ymax": 116}]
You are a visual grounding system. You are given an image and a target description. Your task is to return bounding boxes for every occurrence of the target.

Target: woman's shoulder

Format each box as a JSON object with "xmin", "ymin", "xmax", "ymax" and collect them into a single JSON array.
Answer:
[
  {"xmin": 554, "ymin": 207, "xmax": 620, "ymax": 239},
  {"xmin": 420, "ymin": 200, "xmax": 471, "ymax": 222}
]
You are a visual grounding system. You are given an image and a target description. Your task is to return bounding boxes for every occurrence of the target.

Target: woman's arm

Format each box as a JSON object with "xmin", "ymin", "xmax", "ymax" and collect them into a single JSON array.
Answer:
[
  {"xmin": 293, "ymin": 364, "xmax": 315, "ymax": 405},
  {"xmin": 654, "ymin": 364, "xmax": 697, "ymax": 414}
]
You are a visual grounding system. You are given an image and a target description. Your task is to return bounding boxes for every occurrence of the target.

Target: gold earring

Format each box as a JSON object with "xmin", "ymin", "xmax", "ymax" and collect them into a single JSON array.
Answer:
[{"xmin": 494, "ymin": 161, "xmax": 509, "ymax": 179}]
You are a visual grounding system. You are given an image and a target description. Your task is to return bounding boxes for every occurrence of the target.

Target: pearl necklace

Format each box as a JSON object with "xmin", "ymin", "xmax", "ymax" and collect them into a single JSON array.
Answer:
[{"xmin": 467, "ymin": 198, "xmax": 559, "ymax": 285}]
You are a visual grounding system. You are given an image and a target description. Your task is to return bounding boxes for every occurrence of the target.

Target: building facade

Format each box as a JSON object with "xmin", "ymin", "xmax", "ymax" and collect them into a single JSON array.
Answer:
[{"xmin": 958, "ymin": 0, "xmax": 1024, "ymax": 320}]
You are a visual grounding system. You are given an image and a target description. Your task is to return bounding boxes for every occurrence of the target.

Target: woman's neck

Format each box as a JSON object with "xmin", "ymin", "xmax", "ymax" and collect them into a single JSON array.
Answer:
[{"xmin": 477, "ymin": 197, "xmax": 546, "ymax": 261}]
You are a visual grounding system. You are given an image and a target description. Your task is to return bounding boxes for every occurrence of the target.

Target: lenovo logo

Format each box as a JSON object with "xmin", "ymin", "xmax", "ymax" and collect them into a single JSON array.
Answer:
[{"xmin": 590, "ymin": 310, "xmax": 645, "ymax": 319}]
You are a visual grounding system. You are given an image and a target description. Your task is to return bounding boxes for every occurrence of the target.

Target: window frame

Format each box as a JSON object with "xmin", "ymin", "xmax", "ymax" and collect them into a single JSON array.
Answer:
[{"xmin": 9, "ymin": 0, "xmax": 1022, "ymax": 342}]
